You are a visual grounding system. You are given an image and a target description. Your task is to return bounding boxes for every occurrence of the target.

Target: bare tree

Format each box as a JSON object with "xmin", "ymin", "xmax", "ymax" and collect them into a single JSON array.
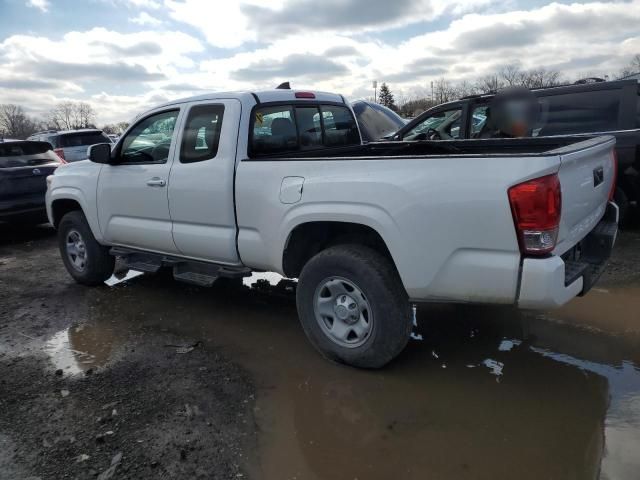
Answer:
[
  {"xmin": 520, "ymin": 68, "xmax": 562, "ymax": 88},
  {"xmin": 432, "ymin": 78, "xmax": 458, "ymax": 103},
  {"xmin": 101, "ymin": 122, "xmax": 129, "ymax": 135},
  {"xmin": 476, "ymin": 74, "xmax": 503, "ymax": 93},
  {"xmin": 499, "ymin": 64, "xmax": 522, "ymax": 86},
  {"xmin": 617, "ymin": 53, "xmax": 640, "ymax": 78},
  {"xmin": 0, "ymin": 104, "xmax": 38, "ymax": 139},
  {"xmin": 48, "ymin": 101, "xmax": 96, "ymax": 130}
]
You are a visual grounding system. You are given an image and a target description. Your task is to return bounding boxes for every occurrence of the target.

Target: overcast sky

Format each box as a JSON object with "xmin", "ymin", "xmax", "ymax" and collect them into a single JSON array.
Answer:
[{"xmin": 0, "ymin": 0, "xmax": 638, "ymax": 124}]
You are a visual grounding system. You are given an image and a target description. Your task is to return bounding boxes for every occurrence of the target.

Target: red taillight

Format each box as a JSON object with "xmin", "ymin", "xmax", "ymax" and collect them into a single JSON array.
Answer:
[
  {"xmin": 295, "ymin": 91, "xmax": 315, "ymax": 99},
  {"xmin": 609, "ymin": 150, "xmax": 617, "ymax": 201},
  {"xmin": 508, "ymin": 173, "xmax": 561, "ymax": 256},
  {"xmin": 54, "ymin": 148, "xmax": 67, "ymax": 163}
]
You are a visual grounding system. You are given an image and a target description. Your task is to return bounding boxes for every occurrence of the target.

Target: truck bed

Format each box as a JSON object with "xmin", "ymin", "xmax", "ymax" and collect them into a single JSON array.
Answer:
[{"xmin": 245, "ymin": 135, "xmax": 609, "ymax": 160}]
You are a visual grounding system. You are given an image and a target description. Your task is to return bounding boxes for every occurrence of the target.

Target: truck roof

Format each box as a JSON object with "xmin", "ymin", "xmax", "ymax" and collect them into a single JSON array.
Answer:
[{"xmin": 147, "ymin": 89, "xmax": 347, "ymax": 115}]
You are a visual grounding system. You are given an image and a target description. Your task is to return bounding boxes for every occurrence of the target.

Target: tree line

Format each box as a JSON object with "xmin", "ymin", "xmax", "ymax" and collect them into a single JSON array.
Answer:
[
  {"xmin": 377, "ymin": 54, "xmax": 640, "ymax": 117},
  {"xmin": 0, "ymin": 101, "xmax": 128, "ymax": 140}
]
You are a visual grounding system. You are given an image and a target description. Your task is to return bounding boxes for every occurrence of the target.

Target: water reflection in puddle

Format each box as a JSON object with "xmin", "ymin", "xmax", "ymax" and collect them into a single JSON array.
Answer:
[
  {"xmin": 243, "ymin": 271, "xmax": 284, "ymax": 287},
  {"xmin": 43, "ymin": 327, "xmax": 95, "ymax": 374},
  {"xmin": 104, "ymin": 269, "xmax": 144, "ymax": 287},
  {"xmin": 50, "ymin": 271, "xmax": 640, "ymax": 479},
  {"xmin": 43, "ymin": 322, "xmax": 117, "ymax": 375}
]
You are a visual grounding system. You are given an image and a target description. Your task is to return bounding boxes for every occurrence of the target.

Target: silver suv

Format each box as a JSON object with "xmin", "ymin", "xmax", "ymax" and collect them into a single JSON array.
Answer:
[{"xmin": 27, "ymin": 129, "xmax": 113, "ymax": 163}]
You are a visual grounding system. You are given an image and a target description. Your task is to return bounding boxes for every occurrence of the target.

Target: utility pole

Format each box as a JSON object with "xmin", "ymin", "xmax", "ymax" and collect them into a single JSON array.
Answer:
[
  {"xmin": 430, "ymin": 81, "xmax": 434, "ymax": 104},
  {"xmin": 373, "ymin": 80, "xmax": 377, "ymax": 103}
]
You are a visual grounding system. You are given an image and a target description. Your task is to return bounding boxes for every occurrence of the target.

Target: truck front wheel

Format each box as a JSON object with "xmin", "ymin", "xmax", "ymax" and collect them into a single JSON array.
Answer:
[
  {"xmin": 296, "ymin": 244, "xmax": 411, "ymax": 368},
  {"xmin": 58, "ymin": 211, "xmax": 115, "ymax": 286}
]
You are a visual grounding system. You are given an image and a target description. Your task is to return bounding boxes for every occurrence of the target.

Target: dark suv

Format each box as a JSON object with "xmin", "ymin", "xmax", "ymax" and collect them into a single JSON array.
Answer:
[
  {"xmin": 393, "ymin": 79, "xmax": 640, "ymax": 220},
  {"xmin": 0, "ymin": 139, "xmax": 62, "ymax": 225}
]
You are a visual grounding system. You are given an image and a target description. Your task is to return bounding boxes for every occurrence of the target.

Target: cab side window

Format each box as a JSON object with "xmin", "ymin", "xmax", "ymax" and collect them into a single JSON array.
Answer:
[
  {"xmin": 120, "ymin": 110, "xmax": 178, "ymax": 164},
  {"xmin": 537, "ymin": 90, "xmax": 621, "ymax": 135},
  {"xmin": 470, "ymin": 106, "xmax": 489, "ymax": 137},
  {"xmin": 250, "ymin": 104, "xmax": 360, "ymax": 156},
  {"xmin": 180, "ymin": 104, "xmax": 225, "ymax": 163},
  {"xmin": 251, "ymin": 106, "xmax": 297, "ymax": 156}
]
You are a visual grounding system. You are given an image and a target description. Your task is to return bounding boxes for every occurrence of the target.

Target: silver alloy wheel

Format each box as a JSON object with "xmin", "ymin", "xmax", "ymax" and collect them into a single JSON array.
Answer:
[
  {"xmin": 313, "ymin": 276, "xmax": 373, "ymax": 348},
  {"xmin": 65, "ymin": 229, "xmax": 87, "ymax": 272}
]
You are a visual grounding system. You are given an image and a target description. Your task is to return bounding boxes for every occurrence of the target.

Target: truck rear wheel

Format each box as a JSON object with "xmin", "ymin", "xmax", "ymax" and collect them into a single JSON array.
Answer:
[
  {"xmin": 58, "ymin": 211, "xmax": 115, "ymax": 286},
  {"xmin": 296, "ymin": 244, "xmax": 411, "ymax": 368}
]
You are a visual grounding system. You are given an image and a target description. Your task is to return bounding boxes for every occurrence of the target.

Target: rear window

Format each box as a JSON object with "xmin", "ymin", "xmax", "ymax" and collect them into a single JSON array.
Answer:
[
  {"xmin": 0, "ymin": 141, "xmax": 54, "ymax": 168},
  {"xmin": 537, "ymin": 89, "xmax": 621, "ymax": 135},
  {"xmin": 251, "ymin": 104, "xmax": 359, "ymax": 156},
  {"xmin": 59, "ymin": 132, "xmax": 111, "ymax": 148}
]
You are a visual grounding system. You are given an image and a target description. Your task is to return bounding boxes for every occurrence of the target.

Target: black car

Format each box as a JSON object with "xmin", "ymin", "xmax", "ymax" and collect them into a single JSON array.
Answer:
[
  {"xmin": 393, "ymin": 79, "xmax": 640, "ymax": 220},
  {"xmin": 0, "ymin": 139, "xmax": 62, "ymax": 225},
  {"xmin": 351, "ymin": 99, "xmax": 407, "ymax": 142}
]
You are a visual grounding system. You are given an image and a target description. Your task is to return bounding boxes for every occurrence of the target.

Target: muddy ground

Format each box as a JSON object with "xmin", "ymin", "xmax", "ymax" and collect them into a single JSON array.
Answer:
[{"xmin": 1, "ymin": 222, "xmax": 640, "ymax": 480}]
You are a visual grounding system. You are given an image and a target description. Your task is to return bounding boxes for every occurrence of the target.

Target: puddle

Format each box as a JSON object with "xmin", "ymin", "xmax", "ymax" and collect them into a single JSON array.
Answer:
[
  {"xmin": 43, "ymin": 323, "xmax": 116, "ymax": 375},
  {"xmin": 51, "ymin": 272, "xmax": 640, "ymax": 479},
  {"xmin": 243, "ymin": 271, "xmax": 284, "ymax": 287},
  {"xmin": 545, "ymin": 284, "xmax": 640, "ymax": 334}
]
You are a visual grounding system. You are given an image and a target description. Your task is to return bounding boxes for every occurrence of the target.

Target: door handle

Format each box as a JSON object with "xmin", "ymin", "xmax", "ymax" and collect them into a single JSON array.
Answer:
[{"xmin": 146, "ymin": 178, "xmax": 166, "ymax": 187}]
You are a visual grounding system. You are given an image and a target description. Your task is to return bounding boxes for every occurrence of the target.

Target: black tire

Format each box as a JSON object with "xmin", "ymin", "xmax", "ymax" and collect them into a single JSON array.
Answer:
[
  {"xmin": 614, "ymin": 187, "xmax": 629, "ymax": 227},
  {"xmin": 296, "ymin": 244, "xmax": 411, "ymax": 369},
  {"xmin": 58, "ymin": 210, "xmax": 115, "ymax": 286}
]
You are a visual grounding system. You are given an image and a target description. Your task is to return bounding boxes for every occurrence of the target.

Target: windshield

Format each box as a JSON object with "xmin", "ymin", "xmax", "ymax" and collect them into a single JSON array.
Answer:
[{"xmin": 352, "ymin": 101, "xmax": 406, "ymax": 142}]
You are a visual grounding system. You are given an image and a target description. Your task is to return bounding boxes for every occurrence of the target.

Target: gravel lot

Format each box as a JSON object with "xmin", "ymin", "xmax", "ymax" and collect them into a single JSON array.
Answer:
[{"xmin": 1, "ymin": 221, "xmax": 639, "ymax": 479}]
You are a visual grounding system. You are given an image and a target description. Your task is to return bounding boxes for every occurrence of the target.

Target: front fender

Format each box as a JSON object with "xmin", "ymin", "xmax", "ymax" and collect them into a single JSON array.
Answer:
[{"xmin": 47, "ymin": 186, "xmax": 104, "ymax": 242}]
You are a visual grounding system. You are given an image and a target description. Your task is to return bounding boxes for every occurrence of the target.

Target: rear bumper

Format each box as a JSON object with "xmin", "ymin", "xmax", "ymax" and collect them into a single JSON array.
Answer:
[{"xmin": 517, "ymin": 202, "xmax": 618, "ymax": 309}]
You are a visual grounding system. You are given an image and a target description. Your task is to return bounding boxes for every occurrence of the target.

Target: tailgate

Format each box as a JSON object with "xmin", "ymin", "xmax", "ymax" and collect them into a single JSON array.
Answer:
[
  {"xmin": 0, "ymin": 164, "xmax": 58, "ymax": 200},
  {"xmin": 553, "ymin": 136, "xmax": 616, "ymax": 255}
]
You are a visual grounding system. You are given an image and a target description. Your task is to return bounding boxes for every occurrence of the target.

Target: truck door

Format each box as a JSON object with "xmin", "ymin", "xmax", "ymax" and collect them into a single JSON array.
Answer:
[
  {"xmin": 97, "ymin": 108, "xmax": 182, "ymax": 254},
  {"xmin": 168, "ymin": 99, "xmax": 242, "ymax": 265}
]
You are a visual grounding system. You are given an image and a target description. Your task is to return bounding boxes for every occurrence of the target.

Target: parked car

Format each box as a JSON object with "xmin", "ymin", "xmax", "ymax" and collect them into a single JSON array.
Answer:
[
  {"xmin": 27, "ymin": 129, "xmax": 113, "ymax": 163},
  {"xmin": 47, "ymin": 88, "xmax": 617, "ymax": 368},
  {"xmin": 0, "ymin": 139, "xmax": 63, "ymax": 225},
  {"xmin": 351, "ymin": 99, "xmax": 407, "ymax": 142},
  {"xmin": 392, "ymin": 79, "xmax": 640, "ymax": 221}
]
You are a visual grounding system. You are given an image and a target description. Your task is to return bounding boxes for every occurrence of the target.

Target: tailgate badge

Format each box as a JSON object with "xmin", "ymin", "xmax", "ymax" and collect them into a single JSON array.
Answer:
[
  {"xmin": 32, "ymin": 168, "xmax": 41, "ymax": 175},
  {"xmin": 593, "ymin": 167, "xmax": 604, "ymax": 187}
]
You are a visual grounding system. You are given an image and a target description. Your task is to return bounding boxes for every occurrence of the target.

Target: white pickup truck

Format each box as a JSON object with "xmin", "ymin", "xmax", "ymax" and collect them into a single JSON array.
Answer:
[{"xmin": 46, "ymin": 88, "xmax": 618, "ymax": 368}]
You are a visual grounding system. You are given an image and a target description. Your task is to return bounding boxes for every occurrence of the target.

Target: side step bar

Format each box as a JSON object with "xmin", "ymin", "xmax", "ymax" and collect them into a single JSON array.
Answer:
[{"xmin": 110, "ymin": 247, "xmax": 251, "ymax": 287}]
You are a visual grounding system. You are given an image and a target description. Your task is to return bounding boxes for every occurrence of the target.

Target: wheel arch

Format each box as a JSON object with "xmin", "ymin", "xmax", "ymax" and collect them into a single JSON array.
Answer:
[
  {"xmin": 282, "ymin": 220, "xmax": 399, "ymax": 280},
  {"xmin": 51, "ymin": 198, "xmax": 83, "ymax": 228},
  {"xmin": 49, "ymin": 188, "xmax": 104, "ymax": 243}
]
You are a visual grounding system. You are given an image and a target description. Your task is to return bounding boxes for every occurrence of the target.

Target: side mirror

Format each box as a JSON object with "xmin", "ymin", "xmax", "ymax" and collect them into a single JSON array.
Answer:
[{"xmin": 88, "ymin": 143, "xmax": 112, "ymax": 164}]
